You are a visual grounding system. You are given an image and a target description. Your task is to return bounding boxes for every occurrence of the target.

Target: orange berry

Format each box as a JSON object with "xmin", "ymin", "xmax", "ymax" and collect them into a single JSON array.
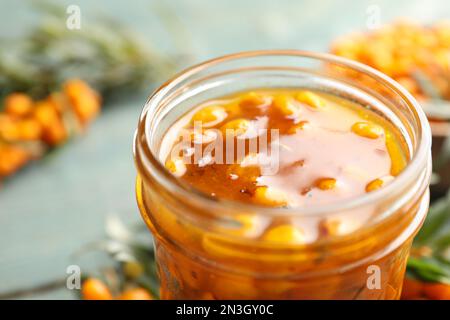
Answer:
[
  {"xmin": 295, "ymin": 91, "xmax": 325, "ymax": 109},
  {"xmin": 4, "ymin": 93, "xmax": 33, "ymax": 118},
  {"xmin": 64, "ymin": 79, "xmax": 101, "ymax": 125},
  {"xmin": 253, "ymin": 186, "xmax": 289, "ymax": 207},
  {"xmin": 33, "ymin": 101, "xmax": 67, "ymax": 146},
  {"xmin": 263, "ymin": 224, "xmax": 304, "ymax": 244},
  {"xmin": 0, "ymin": 115, "xmax": 20, "ymax": 141},
  {"xmin": 239, "ymin": 92, "xmax": 266, "ymax": 108},
  {"xmin": 192, "ymin": 105, "xmax": 227, "ymax": 127},
  {"xmin": 0, "ymin": 144, "xmax": 29, "ymax": 176},
  {"xmin": 385, "ymin": 132, "xmax": 407, "ymax": 176},
  {"xmin": 365, "ymin": 178, "xmax": 384, "ymax": 192},
  {"xmin": 351, "ymin": 121, "xmax": 384, "ymax": 139},
  {"xmin": 81, "ymin": 278, "xmax": 113, "ymax": 300},
  {"xmin": 273, "ymin": 94, "xmax": 298, "ymax": 116},
  {"xmin": 221, "ymin": 118, "xmax": 250, "ymax": 136},
  {"xmin": 118, "ymin": 288, "xmax": 153, "ymax": 300},
  {"xmin": 423, "ymin": 283, "xmax": 450, "ymax": 300},
  {"xmin": 17, "ymin": 119, "xmax": 42, "ymax": 141},
  {"xmin": 316, "ymin": 178, "xmax": 337, "ymax": 190},
  {"xmin": 366, "ymin": 176, "xmax": 395, "ymax": 193}
]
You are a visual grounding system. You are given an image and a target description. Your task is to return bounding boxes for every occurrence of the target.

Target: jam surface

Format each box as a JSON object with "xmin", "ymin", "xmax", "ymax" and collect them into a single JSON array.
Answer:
[
  {"xmin": 139, "ymin": 89, "xmax": 417, "ymax": 300},
  {"xmin": 162, "ymin": 89, "xmax": 408, "ymax": 207}
]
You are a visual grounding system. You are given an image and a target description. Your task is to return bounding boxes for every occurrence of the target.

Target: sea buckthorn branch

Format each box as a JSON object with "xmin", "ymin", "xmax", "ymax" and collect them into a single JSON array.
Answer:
[
  {"xmin": 331, "ymin": 20, "xmax": 450, "ymax": 103},
  {"xmin": 74, "ymin": 216, "xmax": 158, "ymax": 300},
  {"xmin": 0, "ymin": 1, "xmax": 175, "ymax": 102},
  {"xmin": 0, "ymin": 79, "xmax": 100, "ymax": 180}
]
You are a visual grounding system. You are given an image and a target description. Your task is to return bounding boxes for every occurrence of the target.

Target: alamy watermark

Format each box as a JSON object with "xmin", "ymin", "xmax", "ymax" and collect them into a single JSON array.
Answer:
[
  {"xmin": 66, "ymin": 265, "xmax": 81, "ymax": 290},
  {"xmin": 366, "ymin": 264, "xmax": 382, "ymax": 290},
  {"xmin": 366, "ymin": 4, "xmax": 381, "ymax": 30},
  {"xmin": 66, "ymin": 5, "xmax": 81, "ymax": 30}
]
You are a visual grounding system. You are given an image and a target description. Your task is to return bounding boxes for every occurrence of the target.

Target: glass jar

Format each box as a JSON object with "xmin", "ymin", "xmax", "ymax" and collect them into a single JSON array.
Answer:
[{"xmin": 133, "ymin": 50, "xmax": 432, "ymax": 300}]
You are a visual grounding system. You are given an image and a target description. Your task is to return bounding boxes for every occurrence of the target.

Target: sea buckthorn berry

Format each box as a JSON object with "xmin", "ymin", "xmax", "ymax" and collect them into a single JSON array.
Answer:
[
  {"xmin": 192, "ymin": 105, "xmax": 227, "ymax": 127},
  {"xmin": 4, "ymin": 93, "xmax": 33, "ymax": 118},
  {"xmin": 263, "ymin": 224, "xmax": 304, "ymax": 244},
  {"xmin": 165, "ymin": 158, "xmax": 187, "ymax": 177},
  {"xmin": 316, "ymin": 178, "xmax": 337, "ymax": 190},
  {"xmin": 366, "ymin": 176, "xmax": 395, "ymax": 192},
  {"xmin": 17, "ymin": 119, "xmax": 42, "ymax": 141},
  {"xmin": 433, "ymin": 48, "xmax": 450, "ymax": 70},
  {"xmin": 295, "ymin": 91, "xmax": 325, "ymax": 109},
  {"xmin": 423, "ymin": 283, "xmax": 450, "ymax": 300},
  {"xmin": 118, "ymin": 288, "xmax": 153, "ymax": 300},
  {"xmin": 64, "ymin": 79, "xmax": 101, "ymax": 125},
  {"xmin": 221, "ymin": 118, "xmax": 250, "ymax": 135},
  {"xmin": 239, "ymin": 92, "xmax": 266, "ymax": 108},
  {"xmin": 222, "ymin": 102, "xmax": 241, "ymax": 119},
  {"xmin": 0, "ymin": 144, "xmax": 29, "ymax": 177},
  {"xmin": 81, "ymin": 278, "xmax": 113, "ymax": 300},
  {"xmin": 253, "ymin": 186, "xmax": 288, "ymax": 207},
  {"xmin": 46, "ymin": 93, "xmax": 66, "ymax": 114},
  {"xmin": 351, "ymin": 121, "xmax": 384, "ymax": 139},
  {"xmin": 0, "ymin": 115, "xmax": 20, "ymax": 141},
  {"xmin": 365, "ymin": 178, "xmax": 383, "ymax": 192},
  {"xmin": 385, "ymin": 132, "xmax": 407, "ymax": 175},
  {"xmin": 272, "ymin": 94, "xmax": 298, "ymax": 116},
  {"xmin": 33, "ymin": 101, "xmax": 67, "ymax": 146}
]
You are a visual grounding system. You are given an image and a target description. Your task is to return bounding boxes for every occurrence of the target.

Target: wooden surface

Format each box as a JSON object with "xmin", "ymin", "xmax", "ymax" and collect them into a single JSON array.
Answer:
[{"xmin": 1, "ymin": 0, "xmax": 449, "ymax": 299}]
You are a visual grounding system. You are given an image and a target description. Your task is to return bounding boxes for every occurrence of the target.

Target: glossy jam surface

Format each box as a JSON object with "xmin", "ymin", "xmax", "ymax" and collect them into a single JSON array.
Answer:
[{"xmin": 162, "ymin": 89, "xmax": 408, "ymax": 207}]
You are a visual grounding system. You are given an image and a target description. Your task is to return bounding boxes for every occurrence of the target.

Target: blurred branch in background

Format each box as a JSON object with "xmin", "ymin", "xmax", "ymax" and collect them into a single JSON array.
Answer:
[
  {"xmin": 0, "ymin": 1, "xmax": 177, "ymax": 104},
  {"xmin": 0, "ymin": 0, "xmax": 190, "ymax": 182},
  {"xmin": 0, "ymin": 80, "xmax": 100, "ymax": 180},
  {"xmin": 73, "ymin": 216, "xmax": 158, "ymax": 300}
]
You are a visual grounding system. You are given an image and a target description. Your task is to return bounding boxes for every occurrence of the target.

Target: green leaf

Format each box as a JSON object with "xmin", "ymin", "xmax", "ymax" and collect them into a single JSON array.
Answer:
[
  {"xmin": 414, "ymin": 191, "xmax": 450, "ymax": 247},
  {"xmin": 408, "ymin": 189, "xmax": 450, "ymax": 284},
  {"xmin": 407, "ymin": 257, "xmax": 450, "ymax": 284}
]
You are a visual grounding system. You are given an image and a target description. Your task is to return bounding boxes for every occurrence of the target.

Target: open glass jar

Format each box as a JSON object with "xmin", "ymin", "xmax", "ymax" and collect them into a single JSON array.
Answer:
[{"xmin": 133, "ymin": 51, "xmax": 432, "ymax": 300}]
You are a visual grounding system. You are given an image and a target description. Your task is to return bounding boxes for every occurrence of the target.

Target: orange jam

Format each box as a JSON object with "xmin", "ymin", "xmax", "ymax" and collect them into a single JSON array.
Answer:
[
  {"xmin": 135, "ymin": 89, "xmax": 414, "ymax": 299},
  {"xmin": 135, "ymin": 52, "xmax": 431, "ymax": 301},
  {"xmin": 162, "ymin": 89, "xmax": 408, "ymax": 208}
]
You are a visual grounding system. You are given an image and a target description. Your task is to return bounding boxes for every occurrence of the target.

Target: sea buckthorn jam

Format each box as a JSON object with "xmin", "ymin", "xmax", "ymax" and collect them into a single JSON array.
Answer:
[
  {"xmin": 134, "ymin": 51, "xmax": 431, "ymax": 300},
  {"xmin": 161, "ymin": 89, "xmax": 407, "ymax": 208}
]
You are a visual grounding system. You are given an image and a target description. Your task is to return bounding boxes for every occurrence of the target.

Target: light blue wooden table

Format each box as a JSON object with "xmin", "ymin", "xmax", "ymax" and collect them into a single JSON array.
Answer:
[{"xmin": 0, "ymin": 0, "xmax": 449, "ymax": 299}]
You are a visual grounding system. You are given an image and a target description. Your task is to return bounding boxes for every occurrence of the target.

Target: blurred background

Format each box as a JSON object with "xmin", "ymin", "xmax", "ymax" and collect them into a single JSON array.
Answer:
[{"xmin": 0, "ymin": 0, "xmax": 449, "ymax": 299}]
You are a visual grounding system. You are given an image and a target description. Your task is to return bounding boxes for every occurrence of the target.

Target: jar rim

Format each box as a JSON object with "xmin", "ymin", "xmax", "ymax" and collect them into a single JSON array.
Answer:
[{"xmin": 137, "ymin": 50, "xmax": 432, "ymax": 217}]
